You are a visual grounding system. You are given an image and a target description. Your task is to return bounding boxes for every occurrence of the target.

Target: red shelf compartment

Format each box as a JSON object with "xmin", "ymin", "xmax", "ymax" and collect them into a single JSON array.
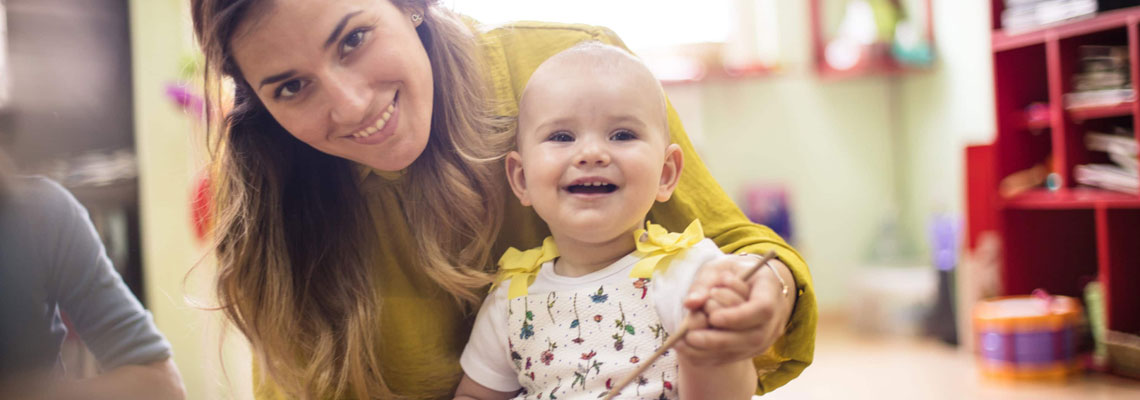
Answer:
[
  {"xmin": 993, "ymin": 7, "xmax": 1140, "ymax": 52},
  {"xmin": 1097, "ymin": 208, "xmax": 1140, "ymax": 333},
  {"xmin": 1000, "ymin": 208, "xmax": 1099, "ymax": 299},
  {"xmin": 1069, "ymin": 101, "xmax": 1136, "ymax": 121},
  {"xmin": 1003, "ymin": 188, "xmax": 1140, "ymax": 209},
  {"xmin": 994, "ymin": 44, "xmax": 1052, "ymax": 181}
]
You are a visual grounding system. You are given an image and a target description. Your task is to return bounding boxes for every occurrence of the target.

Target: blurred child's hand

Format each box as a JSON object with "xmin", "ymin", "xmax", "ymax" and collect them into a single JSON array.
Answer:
[{"xmin": 675, "ymin": 254, "xmax": 795, "ymax": 368}]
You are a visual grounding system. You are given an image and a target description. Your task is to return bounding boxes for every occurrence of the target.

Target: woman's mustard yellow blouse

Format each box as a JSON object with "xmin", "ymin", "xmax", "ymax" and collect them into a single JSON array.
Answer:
[{"xmin": 255, "ymin": 20, "xmax": 815, "ymax": 400}]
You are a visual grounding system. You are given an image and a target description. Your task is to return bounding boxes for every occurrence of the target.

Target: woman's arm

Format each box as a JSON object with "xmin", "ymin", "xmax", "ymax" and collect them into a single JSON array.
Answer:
[
  {"xmin": 651, "ymin": 99, "xmax": 815, "ymax": 393},
  {"xmin": 619, "ymin": 35, "xmax": 815, "ymax": 394},
  {"xmin": 45, "ymin": 179, "xmax": 175, "ymax": 371},
  {"xmin": 27, "ymin": 179, "xmax": 184, "ymax": 398},
  {"xmin": 5, "ymin": 359, "xmax": 186, "ymax": 400}
]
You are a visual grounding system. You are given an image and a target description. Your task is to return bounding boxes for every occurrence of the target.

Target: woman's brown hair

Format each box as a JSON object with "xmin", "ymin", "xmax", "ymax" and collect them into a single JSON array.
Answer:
[{"xmin": 191, "ymin": 0, "xmax": 507, "ymax": 398}]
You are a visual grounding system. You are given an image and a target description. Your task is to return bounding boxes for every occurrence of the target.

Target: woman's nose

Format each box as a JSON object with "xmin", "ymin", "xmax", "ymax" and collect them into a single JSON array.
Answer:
[{"xmin": 325, "ymin": 71, "xmax": 372, "ymax": 127}]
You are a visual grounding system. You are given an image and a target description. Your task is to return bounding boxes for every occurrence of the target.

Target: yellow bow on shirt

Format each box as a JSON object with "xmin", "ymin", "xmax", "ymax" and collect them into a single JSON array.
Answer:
[
  {"xmin": 493, "ymin": 236, "xmax": 560, "ymax": 299},
  {"xmin": 630, "ymin": 219, "xmax": 704, "ymax": 279}
]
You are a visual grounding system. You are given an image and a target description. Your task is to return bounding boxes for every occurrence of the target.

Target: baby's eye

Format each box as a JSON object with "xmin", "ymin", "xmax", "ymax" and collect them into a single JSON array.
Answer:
[
  {"xmin": 610, "ymin": 129, "xmax": 637, "ymax": 141},
  {"xmin": 275, "ymin": 80, "xmax": 306, "ymax": 99},
  {"xmin": 547, "ymin": 131, "xmax": 574, "ymax": 142},
  {"xmin": 340, "ymin": 28, "xmax": 371, "ymax": 56}
]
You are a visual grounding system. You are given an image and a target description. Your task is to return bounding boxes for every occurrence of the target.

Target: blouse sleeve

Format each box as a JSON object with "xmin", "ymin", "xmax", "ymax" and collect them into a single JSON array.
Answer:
[
  {"xmin": 459, "ymin": 286, "xmax": 520, "ymax": 393},
  {"xmin": 650, "ymin": 239, "xmax": 724, "ymax": 335}
]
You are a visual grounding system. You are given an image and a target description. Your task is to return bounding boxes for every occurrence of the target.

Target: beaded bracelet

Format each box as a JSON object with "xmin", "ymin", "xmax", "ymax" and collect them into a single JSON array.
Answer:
[{"xmin": 740, "ymin": 252, "xmax": 789, "ymax": 296}]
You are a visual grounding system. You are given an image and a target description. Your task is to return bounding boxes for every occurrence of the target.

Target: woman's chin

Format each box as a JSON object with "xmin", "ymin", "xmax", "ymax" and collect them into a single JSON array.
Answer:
[
  {"xmin": 351, "ymin": 135, "xmax": 429, "ymax": 172},
  {"xmin": 358, "ymin": 157, "xmax": 415, "ymax": 173}
]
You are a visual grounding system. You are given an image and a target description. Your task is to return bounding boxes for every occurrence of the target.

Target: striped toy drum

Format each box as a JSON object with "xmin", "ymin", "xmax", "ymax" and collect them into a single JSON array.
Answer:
[{"xmin": 973, "ymin": 293, "xmax": 1084, "ymax": 380}]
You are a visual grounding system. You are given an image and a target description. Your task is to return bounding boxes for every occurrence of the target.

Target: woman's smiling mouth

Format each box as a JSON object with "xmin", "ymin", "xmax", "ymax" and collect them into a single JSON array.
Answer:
[{"xmin": 347, "ymin": 92, "xmax": 400, "ymax": 144}]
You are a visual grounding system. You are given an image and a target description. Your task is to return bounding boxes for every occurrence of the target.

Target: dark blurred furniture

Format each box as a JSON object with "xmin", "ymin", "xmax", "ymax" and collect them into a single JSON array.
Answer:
[{"xmin": 0, "ymin": 0, "xmax": 143, "ymax": 304}]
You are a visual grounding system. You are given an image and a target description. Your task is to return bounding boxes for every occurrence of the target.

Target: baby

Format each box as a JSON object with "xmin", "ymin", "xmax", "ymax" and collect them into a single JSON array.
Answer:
[{"xmin": 454, "ymin": 42, "xmax": 757, "ymax": 399}]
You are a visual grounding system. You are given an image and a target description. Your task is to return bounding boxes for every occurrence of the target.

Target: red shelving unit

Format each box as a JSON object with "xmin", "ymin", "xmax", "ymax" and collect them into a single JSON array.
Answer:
[
  {"xmin": 1003, "ymin": 188, "xmax": 1140, "ymax": 209},
  {"xmin": 971, "ymin": 3, "xmax": 1140, "ymax": 339},
  {"xmin": 1069, "ymin": 101, "xmax": 1135, "ymax": 121}
]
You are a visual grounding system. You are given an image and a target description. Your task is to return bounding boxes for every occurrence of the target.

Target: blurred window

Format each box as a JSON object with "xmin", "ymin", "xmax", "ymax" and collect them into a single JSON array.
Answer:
[
  {"xmin": 446, "ymin": 0, "xmax": 732, "ymax": 50},
  {"xmin": 446, "ymin": 0, "xmax": 782, "ymax": 80}
]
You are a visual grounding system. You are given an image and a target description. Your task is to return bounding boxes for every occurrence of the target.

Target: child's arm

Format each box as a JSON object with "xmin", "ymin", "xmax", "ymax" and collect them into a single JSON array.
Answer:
[
  {"xmin": 457, "ymin": 286, "xmax": 523, "ymax": 400},
  {"xmin": 454, "ymin": 375, "xmax": 517, "ymax": 400},
  {"xmin": 674, "ymin": 270, "xmax": 758, "ymax": 399}
]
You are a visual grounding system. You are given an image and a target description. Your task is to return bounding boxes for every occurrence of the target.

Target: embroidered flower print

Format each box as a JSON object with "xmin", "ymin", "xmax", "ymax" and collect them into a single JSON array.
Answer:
[{"xmin": 507, "ymin": 280, "xmax": 680, "ymax": 399}]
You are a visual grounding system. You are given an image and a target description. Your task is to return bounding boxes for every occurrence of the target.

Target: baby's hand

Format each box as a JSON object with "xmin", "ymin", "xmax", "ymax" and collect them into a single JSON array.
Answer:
[
  {"xmin": 675, "ymin": 254, "xmax": 794, "ymax": 368},
  {"xmin": 696, "ymin": 270, "xmax": 750, "ymax": 317},
  {"xmin": 675, "ymin": 258, "xmax": 751, "ymax": 367}
]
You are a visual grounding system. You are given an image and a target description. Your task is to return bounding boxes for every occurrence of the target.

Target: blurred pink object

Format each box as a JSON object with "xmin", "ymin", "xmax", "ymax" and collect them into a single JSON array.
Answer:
[{"xmin": 164, "ymin": 82, "xmax": 204, "ymax": 119}]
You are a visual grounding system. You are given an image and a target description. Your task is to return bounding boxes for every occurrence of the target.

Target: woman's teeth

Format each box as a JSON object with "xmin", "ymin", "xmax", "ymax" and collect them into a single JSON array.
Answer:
[{"xmin": 353, "ymin": 103, "xmax": 396, "ymax": 138}]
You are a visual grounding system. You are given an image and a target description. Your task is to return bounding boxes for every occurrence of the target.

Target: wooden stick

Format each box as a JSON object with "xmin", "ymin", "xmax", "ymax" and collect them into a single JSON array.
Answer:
[{"xmin": 602, "ymin": 250, "xmax": 778, "ymax": 400}]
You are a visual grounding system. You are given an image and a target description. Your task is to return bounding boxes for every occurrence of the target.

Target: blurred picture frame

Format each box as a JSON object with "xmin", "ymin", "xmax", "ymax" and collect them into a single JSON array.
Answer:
[{"xmin": 810, "ymin": 0, "xmax": 934, "ymax": 79}]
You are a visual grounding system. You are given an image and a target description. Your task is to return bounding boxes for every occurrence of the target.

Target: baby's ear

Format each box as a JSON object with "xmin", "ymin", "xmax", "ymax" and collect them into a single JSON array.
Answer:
[
  {"xmin": 505, "ymin": 151, "xmax": 532, "ymax": 206},
  {"xmin": 656, "ymin": 144, "xmax": 683, "ymax": 202}
]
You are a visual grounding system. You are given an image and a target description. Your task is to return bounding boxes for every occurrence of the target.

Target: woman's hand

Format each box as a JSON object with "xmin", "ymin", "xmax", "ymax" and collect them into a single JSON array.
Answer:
[
  {"xmin": 675, "ymin": 254, "xmax": 796, "ymax": 367},
  {"xmin": 1, "ymin": 359, "xmax": 185, "ymax": 400}
]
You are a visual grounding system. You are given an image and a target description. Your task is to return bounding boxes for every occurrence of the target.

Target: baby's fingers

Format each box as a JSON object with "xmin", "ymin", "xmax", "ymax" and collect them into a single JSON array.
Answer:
[{"xmin": 704, "ymin": 286, "xmax": 747, "ymax": 315}]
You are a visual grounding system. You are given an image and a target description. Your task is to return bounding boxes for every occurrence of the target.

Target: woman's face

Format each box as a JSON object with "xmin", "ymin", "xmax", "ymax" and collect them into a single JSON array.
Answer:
[{"xmin": 231, "ymin": 0, "xmax": 433, "ymax": 171}]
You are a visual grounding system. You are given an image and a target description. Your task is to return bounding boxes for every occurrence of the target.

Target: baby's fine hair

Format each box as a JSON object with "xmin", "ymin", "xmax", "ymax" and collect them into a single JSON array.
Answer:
[{"xmin": 517, "ymin": 41, "xmax": 670, "ymax": 142}]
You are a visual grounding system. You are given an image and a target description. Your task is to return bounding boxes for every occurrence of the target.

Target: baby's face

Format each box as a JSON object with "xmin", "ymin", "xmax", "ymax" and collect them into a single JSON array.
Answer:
[{"xmin": 508, "ymin": 56, "xmax": 680, "ymax": 246}]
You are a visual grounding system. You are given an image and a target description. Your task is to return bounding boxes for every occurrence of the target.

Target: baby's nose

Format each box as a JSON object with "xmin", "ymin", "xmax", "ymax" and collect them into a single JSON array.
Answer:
[{"xmin": 575, "ymin": 144, "xmax": 611, "ymax": 166}]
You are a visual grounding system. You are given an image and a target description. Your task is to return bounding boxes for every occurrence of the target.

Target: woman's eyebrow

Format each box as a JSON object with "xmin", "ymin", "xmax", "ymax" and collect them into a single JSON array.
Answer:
[
  {"xmin": 255, "ymin": 10, "xmax": 365, "ymax": 91},
  {"xmin": 259, "ymin": 70, "xmax": 297, "ymax": 90},
  {"xmin": 324, "ymin": 10, "xmax": 364, "ymax": 49}
]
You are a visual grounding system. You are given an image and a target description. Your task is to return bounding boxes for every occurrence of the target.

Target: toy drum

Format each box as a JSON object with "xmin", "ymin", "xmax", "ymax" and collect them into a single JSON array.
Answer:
[{"xmin": 973, "ymin": 293, "xmax": 1084, "ymax": 380}]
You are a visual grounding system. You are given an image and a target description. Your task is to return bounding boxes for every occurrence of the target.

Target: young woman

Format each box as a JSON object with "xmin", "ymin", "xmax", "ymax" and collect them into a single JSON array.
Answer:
[{"xmin": 192, "ymin": 0, "xmax": 816, "ymax": 398}]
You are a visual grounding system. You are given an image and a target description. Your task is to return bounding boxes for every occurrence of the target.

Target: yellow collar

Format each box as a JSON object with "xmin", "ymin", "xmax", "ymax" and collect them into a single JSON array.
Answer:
[
  {"xmin": 492, "ymin": 219, "xmax": 704, "ymax": 299},
  {"xmin": 493, "ymin": 237, "xmax": 560, "ymax": 299},
  {"xmin": 630, "ymin": 219, "xmax": 704, "ymax": 279},
  {"xmin": 356, "ymin": 164, "xmax": 406, "ymax": 183}
]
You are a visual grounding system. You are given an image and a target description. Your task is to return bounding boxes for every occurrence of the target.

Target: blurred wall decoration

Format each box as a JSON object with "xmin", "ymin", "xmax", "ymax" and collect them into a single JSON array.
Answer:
[{"xmin": 811, "ymin": 0, "xmax": 935, "ymax": 78}]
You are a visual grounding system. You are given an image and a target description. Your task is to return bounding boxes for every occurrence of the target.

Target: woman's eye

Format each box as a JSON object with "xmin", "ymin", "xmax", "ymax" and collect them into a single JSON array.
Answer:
[
  {"xmin": 340, "ymin": 28, "xmax": 371, "ymax": 56},
  {"xmin": 548, "ymin": 132, "xmax": 574, "ymax": 142},
  {"xmin": 276, "ymin": 80, "xmax": 305, "ymax": 99},
  {"xmin": 611, "ymin": 130, "xmax": 637, "ymax": 141}
]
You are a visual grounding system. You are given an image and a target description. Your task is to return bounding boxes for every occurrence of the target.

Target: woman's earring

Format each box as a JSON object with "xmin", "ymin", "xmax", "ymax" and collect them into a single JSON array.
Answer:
[{"xmin": 411, "ymin": 13, "xmax": 423, "ymax": 25}]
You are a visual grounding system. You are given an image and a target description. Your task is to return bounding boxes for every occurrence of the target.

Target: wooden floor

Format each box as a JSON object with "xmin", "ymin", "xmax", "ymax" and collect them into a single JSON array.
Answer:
[{"xmin": 759, "ymin": 317, "xmax": 1140, "ymax": 399}]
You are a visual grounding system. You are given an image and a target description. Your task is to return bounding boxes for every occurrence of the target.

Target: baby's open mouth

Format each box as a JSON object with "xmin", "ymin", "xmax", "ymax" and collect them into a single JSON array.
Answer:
[{"xmin": 566, "ymin": 182, "xmax": 618, "ymax": 194}]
